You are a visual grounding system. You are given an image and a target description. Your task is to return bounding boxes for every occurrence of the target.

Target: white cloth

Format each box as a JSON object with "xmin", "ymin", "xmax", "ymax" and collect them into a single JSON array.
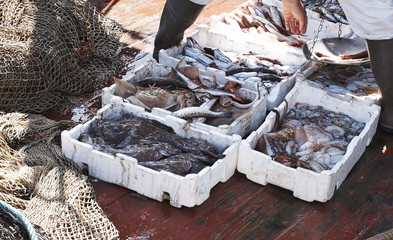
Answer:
[
  {"xmin": 189, "ymin": 0, "xmax": 214, "ymax": 5},
  {"xmin": 338, "ymin": 0, "xmax": 393, "ymax": 40}
]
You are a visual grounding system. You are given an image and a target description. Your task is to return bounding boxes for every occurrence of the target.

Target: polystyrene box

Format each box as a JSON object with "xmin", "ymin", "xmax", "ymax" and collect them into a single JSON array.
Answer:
[
  {"xmin": 159, "ymin": 25, "xmax": 306, "ymax": 110},
  {"xmin": 237, "ymin": 80, "xmax": 380, "ymax": 202},
  {"xmin": 102, "ymin": 59, "xmax": 267, "ymax": 138},
  {"xmin": 61, "ymin": 97, "xmax": 241, "ymax": 208},
  {"xmin": 298, "ymin": 62, "xmax": 381, "ymax": 106},
  {"xmin": 209, "ymin": 0, "xmax": 353, "ymax": 44}
]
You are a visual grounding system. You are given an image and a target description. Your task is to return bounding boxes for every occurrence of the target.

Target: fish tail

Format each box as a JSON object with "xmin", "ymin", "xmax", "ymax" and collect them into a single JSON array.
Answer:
[{"xmin": 220, "ymin": 112, "xmax": 233, "ymax": 118}]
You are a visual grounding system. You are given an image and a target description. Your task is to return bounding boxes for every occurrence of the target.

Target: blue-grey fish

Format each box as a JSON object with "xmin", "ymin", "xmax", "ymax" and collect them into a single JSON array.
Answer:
[
  {"xmin": 186, "ymin": 37, "xmax": 203, "ymax": 50},
  {"xmin": 184, "ymin": 46, "xmax": 215, "ymax": 66},
  {"xmin": 213, "ymin": 49, "xmax": 233, "ymax": 64}
]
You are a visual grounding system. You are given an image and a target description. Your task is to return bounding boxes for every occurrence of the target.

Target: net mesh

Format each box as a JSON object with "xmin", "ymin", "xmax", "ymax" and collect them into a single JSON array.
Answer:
[
  {"xmin": 0, "ymin": 112, "xmax": 119, "ymax": 239},
  {"xmin": 0, "ymin": 0, "xmax": 122, "ymax": 113},
  {"xmin": 0, "ymin": 0, "xmax": 122, "ymax": 238}
]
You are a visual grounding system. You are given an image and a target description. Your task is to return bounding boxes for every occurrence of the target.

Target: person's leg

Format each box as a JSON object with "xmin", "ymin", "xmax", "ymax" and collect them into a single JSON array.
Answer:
[
  {"xmin": 153, "ymin": 0, "xmax": 205, "ymax": 61},
  {"xmin": 366, "ymin": 39, "xmax": 393, "ymax": 133}
]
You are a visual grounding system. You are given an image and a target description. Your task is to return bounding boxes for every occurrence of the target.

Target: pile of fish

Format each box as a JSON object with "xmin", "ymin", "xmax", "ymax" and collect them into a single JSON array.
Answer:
[
  {"xmin": 113, "ymin": 65, "xmax": 260, "ymax": 126},
  {"xmin": 307, "ymin": 64, "xmax": 379, "ymax": 96},
  {"xmin": 174, "ymin": 37, "xmax": 292, "ymax": 93},
  {"xmin": 79, "ymin": 117, "xmax": 225, "ymax": 176},
  {"xmin": 302, "ymin": 0, "xmax": 348, "ymax": 24},
  {"xmin": 256, "ymin": 102, "xmax": 365, "ymax": 172},
  {"xmin": 113, "ymin": 75, "xmax": 197, "ymax": 112},
  {"xmin": 217, "ymin": 0, "xmax": 304, "ymax": 47}
]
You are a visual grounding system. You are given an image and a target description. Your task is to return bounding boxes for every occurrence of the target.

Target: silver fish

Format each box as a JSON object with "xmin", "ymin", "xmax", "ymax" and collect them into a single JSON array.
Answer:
[
  {"xmin": 192, "ymin": 98, "xmax": 218, "ymax": 123},
  {"xmin": 270, "ymin": 5, "xmax": 283, "ymax": 28},
  {"xmin": 184, "ymin": 46, "xmax": 215, "ymax": 66},
  {"xmin": 195, "ymin": 87, "xmax": 245, "ymax": 103},
  {"xmin": 232, "ymin": 71, "xmax": 258, "ymax": 79},
  {"xmin": 186, "ymin": 37, "xmax": 203, "ymax": 51},
  {"xmin": 219, "ymin": 86, "xmax": 259, "ymax": 109},
  {"xmin": 173, "ymin": 107, "xmax": 232, "ymax": 119},
  {"xmin": 189, "ymin": 61, "xmax": 208, "ymax": 70},
  {"xmin": 333, "ymin": 12, "xmax": 349, "ymax": 24},
  {"xmin": 213, "ymin": 49, "xmax": 233, "ymax": 64},
  {"xmin": 321, "ymin": 7, "xmax": 338, "ymax": 22},
  {"xmin": 175, "ymin": 55, "xmax": 198, "ymax": 64},
  {"xmin": 172, "ymin": 67, "xmax": 201, "ymax": 90},
  {"xmin": 214, "ymin": 59, "xmax": 235, "ymax": 71}
]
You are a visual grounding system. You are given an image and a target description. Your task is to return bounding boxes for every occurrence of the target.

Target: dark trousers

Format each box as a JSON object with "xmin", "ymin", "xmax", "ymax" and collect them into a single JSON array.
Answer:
[
  {"xmin": 153, "ymin": 0, "xmax": 205, "ymax": 61},
  {"xmin": 366, "ymin": 39, "xmax": 393, "ymax": 132}
]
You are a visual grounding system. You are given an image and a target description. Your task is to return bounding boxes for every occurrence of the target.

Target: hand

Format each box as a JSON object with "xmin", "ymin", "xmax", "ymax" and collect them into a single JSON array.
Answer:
[{"xmin": 282, "ymin": 0, "xmax": 308, "ymax": 35}]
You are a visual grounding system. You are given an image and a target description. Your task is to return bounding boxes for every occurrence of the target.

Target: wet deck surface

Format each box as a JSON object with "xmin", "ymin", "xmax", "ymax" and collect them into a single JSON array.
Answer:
[{"xmin": 47, "ymin": 0, "xmax": 393, "ymax": 239}]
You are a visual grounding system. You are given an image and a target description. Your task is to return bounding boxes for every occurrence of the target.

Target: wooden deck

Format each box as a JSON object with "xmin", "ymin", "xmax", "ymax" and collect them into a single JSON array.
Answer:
[{"xmin": 48, "ymin": 0, "xmax": 393, "ymax": 239}]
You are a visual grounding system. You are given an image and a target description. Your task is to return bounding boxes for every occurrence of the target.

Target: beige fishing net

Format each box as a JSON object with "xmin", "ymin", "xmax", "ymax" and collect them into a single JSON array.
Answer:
[
  {"xmin": 0, "ymin": 0, "xmax": 122, "ymax": 238},
  {"xmin": 0, "ymin": 112, "xmax": 119, "ymax": 239},
  {"xmin": 0, "ymin": 0, "xmax": 122, "ymax": 113}
]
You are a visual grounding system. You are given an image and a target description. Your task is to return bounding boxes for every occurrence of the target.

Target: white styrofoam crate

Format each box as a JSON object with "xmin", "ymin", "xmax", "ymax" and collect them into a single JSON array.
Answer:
[
  {"xmin": 237, "ymin": 80, "xmax": 381, "ymax": 202},
  {"xmin": 103, "ymin": 59, "xmax": 267, "ymax": 138},
  {"xmin": 61, "ymin": 97, "xmax": 241, "ymax": 208},
  {"xmin": 159, "ymin": 25, "xmax": 306, "ymax": 110},
  {"xmin": 298, "ymin": 62, "xmax": 381, "ymax": 106},
  {"xmin": 209, "ymin": 0, "xmax": 354, "ymax": 44}
]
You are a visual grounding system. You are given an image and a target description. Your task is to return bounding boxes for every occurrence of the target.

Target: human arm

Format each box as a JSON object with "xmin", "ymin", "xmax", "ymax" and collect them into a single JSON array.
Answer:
[{"xmin": 282, "ymin": 0, "xmax": 307, "ymax": 35}]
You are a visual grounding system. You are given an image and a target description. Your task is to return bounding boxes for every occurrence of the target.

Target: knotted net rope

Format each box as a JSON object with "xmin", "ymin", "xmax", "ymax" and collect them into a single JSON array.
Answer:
[
  {"xmin": 0, "ymin": 0, "xmax": 122, "ymax": 113},
  {"xmin": 0, "ymin": 112, "xmax": 119, "ymax": 239}
]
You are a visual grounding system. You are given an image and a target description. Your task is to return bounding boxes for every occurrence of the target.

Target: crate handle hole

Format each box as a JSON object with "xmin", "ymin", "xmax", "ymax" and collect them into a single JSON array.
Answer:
[{"xmin": 163, "ymin": 191, "xmax": 170, "ymax": 200}]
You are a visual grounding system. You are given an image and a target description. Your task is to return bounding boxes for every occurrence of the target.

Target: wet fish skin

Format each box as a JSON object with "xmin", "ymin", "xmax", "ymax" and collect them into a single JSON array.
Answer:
[
  {"xmin": 255, "ymin": 102, "xmax": 366, "ymax": 172},
  {"xmin": 321, "ymin": 7, "xmax": 338, "ymax": 22},
  {"xmin": 173, "ymin": 107, "xmax": 232, "ymax": 119},
  {"xmin": 138, "ymin": 158, "xmax": 193, "ymax": 176},
  {"xmin": 195, "ymin": 87, "xmax": 246, "ymax": 103},
  {"xmin": 185, "ymin": 138, "xmax": 218, "ymax": 156},
  {"xmin": 136, "ymin": 76, "xmax": 188, "ymax": 89},
  {"xmin": 171, "ymin": 67, "xmax": 201, "ymax": 90},
  {"xmin": 214, "ymin": 59, "xmax": 236, "ymax": 71},
  {"xmin": 306, "ymin": 160, "xmax": 328, "ymax": 173},
  {"xmin": 219, "ymin": 86, "xmax": 259, "ymax": 109},
  {"xmin": 184, "ymin": 46, "xmax": 215, "ymax": 66},
  {"xmin": 104, "ymin": 144, "xmax": 165, "ymax": 162},
  {"xmin": 191, "ymin": 98, "xmax": 218, "ymax": 123},
  {"xmin": 225, "ymin": 66, "xmax": 282, "ymax": 76},
  {"xmin": 257, "ymin": 73, "xmax": 283, "ymax": 82},
  {"xmin": 80, "ymin": 117, "xmax": 227, "ymax": 176},
  {"xmin": 186, "ymin": 37, "xmax": 203, "ymax": 51},
  {"xmin": 232, "ymin": 71, "xmax": 258, "ymax": 79},
  {"xmin": 113, "ymin": 77, "xmax": 138, "ymax": 99},
  {"xmin": 333, "ymin": 12, "xmax": 349, "ymax": 24},
  {"xmin": 213, "ymin": 48, "xmax": 234, "ymax": 64},
  {"xmin": 269, "ymin": 5, "xmax": 283, "ymax": 28},
  {"xmin": 273, "ymin": 154, "xmax": 312, "ymax": 170}
]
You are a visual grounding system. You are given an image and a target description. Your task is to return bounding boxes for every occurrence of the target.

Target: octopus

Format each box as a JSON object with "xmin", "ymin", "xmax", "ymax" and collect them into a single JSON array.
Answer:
[{"xmin": 256, "ymin": 103, "xmax": 365, "ymax": 172}]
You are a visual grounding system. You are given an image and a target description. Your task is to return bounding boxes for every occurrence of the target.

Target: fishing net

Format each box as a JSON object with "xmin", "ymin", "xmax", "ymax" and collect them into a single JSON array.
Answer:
[
  {"xmin": 0, "ymin": 111, "xmax": 119, "ymax": 239},
  {"xmin": 0, "ymin": 0, "xmax": 123, "ymax": 113}
]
